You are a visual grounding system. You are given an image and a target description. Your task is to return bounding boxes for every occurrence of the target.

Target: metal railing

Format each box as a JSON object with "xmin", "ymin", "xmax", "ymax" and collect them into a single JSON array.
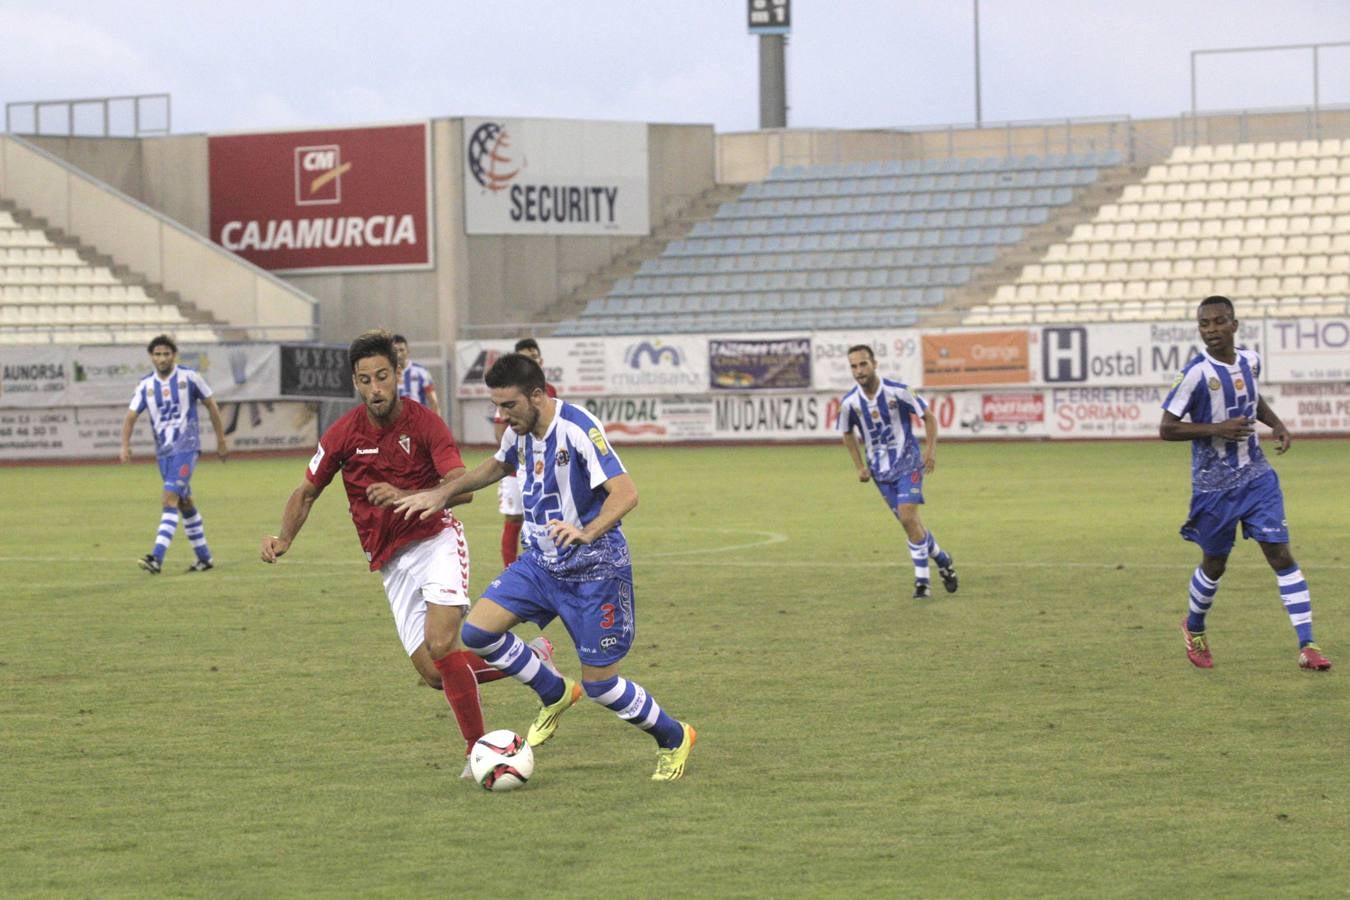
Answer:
[{"xmin": 5, "ymin": 93, "xmax": 171, "ymax": 137}]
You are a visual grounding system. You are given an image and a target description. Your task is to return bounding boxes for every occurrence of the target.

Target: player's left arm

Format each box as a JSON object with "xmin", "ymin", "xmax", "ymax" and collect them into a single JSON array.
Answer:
[
  {"xmin": 423, "ymin": 384, "xmax": 441, "ymax": 419},
  {"xmin": 1255, "ymin": 395, "xmax": 1291, "ymax": 454},
  {"xmin": 548, "ymin": 473, "xmax": 638, "ymax": 548},
  {"xmin": 920, "ymin": 408, "xmax": 939, "ymax": 473},
  {"xmin": 202, "ymin": 396, "xmax": 229, "ymax": 461},
  {"xmin": 367, "ymin": 465, "xmax": 474, "ymax": 508}
]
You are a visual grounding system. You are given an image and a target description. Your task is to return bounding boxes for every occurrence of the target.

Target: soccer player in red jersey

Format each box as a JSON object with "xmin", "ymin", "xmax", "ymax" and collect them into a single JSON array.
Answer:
[{"xmin": 260, "ymin": 330, "xmax": 533, "ymax": 777}]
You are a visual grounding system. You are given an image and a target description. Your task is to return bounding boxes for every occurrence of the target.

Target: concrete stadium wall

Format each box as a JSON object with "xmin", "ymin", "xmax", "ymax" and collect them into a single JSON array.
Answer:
[
  {"xmin": 715, "ymin": 107, "xmax": 1350, "ymax": 183},
  {"xmin": 0, "ymin": 134, "xmax": 314, "ymax": 336},
  {"xmin": 25, "ymin": 121, "xmax": 717, "ymax": 348}
]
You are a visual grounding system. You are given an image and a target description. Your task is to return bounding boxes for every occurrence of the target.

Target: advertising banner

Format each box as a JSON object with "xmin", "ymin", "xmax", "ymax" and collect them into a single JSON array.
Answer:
[
  {"xmin": 710, "ymin": 392, "xmax": 836, "ymax": 439},
  {"xmin": 1031, "ymin": 321, "xmax": 1263, "ymax": 386},
  {"xmin": 455, "ymin": 338, "xmax": 608, "ymax": 399},
  {"xmin": 580, "ymin": 396, "xmax": 715, "ymax": 443},
  {"xmin": 209, "ymin": 123, "xmax": 432, "ymax": 272},
  {"xmin": 463, "ymin": 118, "xmax": 649, "ymax": 235},
  {"xmin": 2, "ymin": 344, "xmax": 282, "ymax": 408},
  {"xmin": 914, "ymin": 389, "xmax": 1050, "ymax": 439},
  {"xmin": 279, "ymin": 344, "xmax": 353, "ymax": 399},
  {"xmin": 812, "ymin": 330, "xmax": 922, "ymax": 392},
  {"xmin": 1263, "ymin": 382, "xmax": 1350, "ymax": 433},
  {"xmin": 604, "ymin": 336, "xmax": 708, "ymax": 395},
  {"xmin": 0, "ymin": 346, "xmax": 69, "ymax": 406},
  {"xmin": 0, "ymin": 401, "xmax": 317, "ymax": 461},
  {"xmin": 922, "ymin": 330, "xmax": 1030, "ymax": 386},
  {"xmin": 1262, "ymin": 318, "xmax": 1350, "ymax": 383},
  {"xmin": 1048, "ymin": 386, "xmax": 1167, "ymax": 438},
  {"xmin": 709, "ymin": 337, "xmax": 812, "ymax": 390}
]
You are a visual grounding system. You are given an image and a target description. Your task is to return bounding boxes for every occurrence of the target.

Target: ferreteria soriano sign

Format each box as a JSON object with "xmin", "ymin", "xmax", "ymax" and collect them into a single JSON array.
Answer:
[
  {"xmin": 463, "ymin": 117, "xmax": 650, "ymax": 236},
  {"xmin": 209, "ymin": 122, "xmax": 432, "ymax": 272}
]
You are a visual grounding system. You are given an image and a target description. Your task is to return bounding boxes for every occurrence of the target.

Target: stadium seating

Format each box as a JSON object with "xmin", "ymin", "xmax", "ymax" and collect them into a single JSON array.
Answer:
[
  {"xmin": 0, "ymin": 207, "xmax": 219, "ymax": 344},
  {"xmin": 963, "ymin": 139, "xmax": 1350, "ymax": 324},
  {"xmin": 559, "ymin": 152, "xmax": 1120, "ymax": 335}
]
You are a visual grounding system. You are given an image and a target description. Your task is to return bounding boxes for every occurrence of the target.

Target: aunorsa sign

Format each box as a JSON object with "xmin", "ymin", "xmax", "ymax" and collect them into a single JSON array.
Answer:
[{"xmin": 209, "ymin": 122, "xmax": 432, "ymax": 272}]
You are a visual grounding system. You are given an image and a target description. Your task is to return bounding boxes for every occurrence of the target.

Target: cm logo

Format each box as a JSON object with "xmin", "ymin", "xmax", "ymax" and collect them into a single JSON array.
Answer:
[{"xmin": 294, "ymin": 144, "xmax": 350, "ymax": 206}]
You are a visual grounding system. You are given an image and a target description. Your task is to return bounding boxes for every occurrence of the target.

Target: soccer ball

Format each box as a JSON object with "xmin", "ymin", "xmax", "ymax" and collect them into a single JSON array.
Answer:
[{"xmin": 469, "ymin": 729, "xmax": 534, "ymax": 791}]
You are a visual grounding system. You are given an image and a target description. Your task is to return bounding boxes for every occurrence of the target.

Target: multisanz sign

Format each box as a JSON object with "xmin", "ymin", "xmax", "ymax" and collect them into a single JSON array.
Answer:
[
  {"xmin": 463, "ymin": 117, "xmax": 650, "ymax": 236},
  {"xmin": 279, "ymin": 345, "xmax": 353, "ymax": 399},
  {"xmin": 748, "ymin": 0, "xmax": 790, "ymax": 34},
  {"xmin": 209, "ymin": 123, "xmax": 432, "ymax": 272}
]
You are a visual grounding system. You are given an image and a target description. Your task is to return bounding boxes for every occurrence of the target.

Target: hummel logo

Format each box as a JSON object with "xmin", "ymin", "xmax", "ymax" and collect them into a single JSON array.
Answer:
[{"xmin": 355, "ymin": 447, "xmax": 379, "ymax": 455}]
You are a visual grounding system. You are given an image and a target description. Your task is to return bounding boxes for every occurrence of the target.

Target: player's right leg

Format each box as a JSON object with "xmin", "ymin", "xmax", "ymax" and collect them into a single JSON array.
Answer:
[
  {"xmin": 1179, "ymin": 492, "xmax": 1237, "ymax": 668},
  {"xmin": 459, "ymin": 576, "xmax": 579, "ymax": 746},
  {"xmin": 139, "ymin": 463, "xmax": 183, "ymax": 573},
  {"xmin": 896, "ymin": 503, "xmax": 933, "ymax": 598}
]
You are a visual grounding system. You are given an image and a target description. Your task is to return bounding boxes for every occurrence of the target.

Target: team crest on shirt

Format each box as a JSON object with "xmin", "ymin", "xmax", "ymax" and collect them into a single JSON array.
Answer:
[
  {"xmin": 1207, "ymin": 377, "xmax": 1221, "ymax": 390},
  {"xmin": 399, "ymin": 434, "xmax": 411, "ymax": 454},
  {"xmin": 870, "ymin": 409, "xmax": 881, "ymax": 420},
  {"xmin": 588, "ymin": 427, "xmax": 609, "ymax": 455},
  {"xmin": 1233, "ymin": 377, "xmax": 1245, "ymax": 391},
  {"xmin": 534, "ymin": 459, "xmax": 545, "ymax": 476},
  {"xmin": 555, "ymin": 448, "xmax": 570, "ymax": 467}
]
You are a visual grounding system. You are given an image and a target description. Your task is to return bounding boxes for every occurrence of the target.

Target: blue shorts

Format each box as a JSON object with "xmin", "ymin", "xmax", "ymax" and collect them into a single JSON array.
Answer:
[
  {"xmin": 482, "ymin": 553, "xmax": 636, "ymax": 666},
  {"xmin": 874, "ymin": 468, "xmax": 925, "ymax": 509},
  {"xmin": 1181, "ymin": 468, "xmax": 1289, "ymax": 557},
  {"xmin": 158, "ymin": 451, "xmax": 198, "ymax": 497}
]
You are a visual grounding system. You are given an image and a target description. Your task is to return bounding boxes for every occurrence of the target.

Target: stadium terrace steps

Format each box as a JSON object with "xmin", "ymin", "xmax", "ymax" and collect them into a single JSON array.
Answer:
[
  {"xmin": 964, "ymin": 138, "xmax": 1350, "ymax": 325},
  {"xmin": 535, "ymin": 183, "xmax": 748, "ymax": 328},
  {"xmin": 554, "ymin": 152, "xmax": 1123, "ymax": 336},
  {"xmin": 0, "ymin": 197, "xmax": 226, "ymax": 345}
]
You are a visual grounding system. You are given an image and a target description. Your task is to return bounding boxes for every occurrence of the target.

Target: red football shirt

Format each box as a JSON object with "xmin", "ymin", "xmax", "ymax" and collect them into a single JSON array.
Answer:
[{"xmin": 306, "ymin": 399, "xmax": 465, "ymax": 571}]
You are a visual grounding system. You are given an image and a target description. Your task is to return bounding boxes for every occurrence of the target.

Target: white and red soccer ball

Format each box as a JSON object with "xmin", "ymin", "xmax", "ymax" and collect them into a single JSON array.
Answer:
[{"xmin": 469, "ymin": 729, "xmax": 534, "ymax": 791}]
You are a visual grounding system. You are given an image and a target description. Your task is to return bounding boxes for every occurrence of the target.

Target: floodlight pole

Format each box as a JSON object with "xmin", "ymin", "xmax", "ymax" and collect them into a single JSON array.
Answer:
[
  {"xmin": 973, "ymin": 0, "xmax": 983, "ymax": 126},
  {"xmin": 759, "ymin": 34, "xmax": 788, "ymax": 129}
]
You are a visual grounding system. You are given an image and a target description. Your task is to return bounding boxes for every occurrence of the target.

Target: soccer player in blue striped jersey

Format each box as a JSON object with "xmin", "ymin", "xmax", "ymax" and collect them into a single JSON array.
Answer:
[
  {"xmin": 394, "ymin": 352, "xmax": 696, "ymax": 781},
  {"xmin": 392, "ymin": 335, "xmax": 441, "ymax": 419},
  {"xmin": 119, "ymin": 334, "xmax": 229, "ymax": 574},
  {"xmin": 839, "ymin": 344, "xmax": 958, "ymax": 599},
  {"xmin": 1161, "ymin": 295, "xmax": 1331, "ymax": 671}
]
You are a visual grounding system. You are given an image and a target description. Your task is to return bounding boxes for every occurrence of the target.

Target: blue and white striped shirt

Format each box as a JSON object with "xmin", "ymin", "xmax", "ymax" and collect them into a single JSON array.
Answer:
[
  {"xmin": 128, "ymin": 366, "xmax": 214, "ymax": 458},
  {"xmin": 398, "ymin": 361, "xmax": 435, "ymax": 406},
  {"xmin": 494, "ymin": 400, "xmax": 629, "ymax": 577},
  {"xmin": 1162, "ymin": 347, "xmax": 1271, "ymax": 493},
  {"xmin": 838, "ymin": 378, "xmax": 927, "ymax": 482}
]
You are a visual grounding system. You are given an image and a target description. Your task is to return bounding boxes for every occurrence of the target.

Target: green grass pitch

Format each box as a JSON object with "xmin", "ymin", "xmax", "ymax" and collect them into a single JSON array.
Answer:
[{"xmin": 2, "ymin": 440, "xmax": 1346, "ymax": 896}]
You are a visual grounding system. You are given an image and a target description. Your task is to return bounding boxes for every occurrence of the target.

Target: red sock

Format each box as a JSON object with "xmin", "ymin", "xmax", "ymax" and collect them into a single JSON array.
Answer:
[
  {"xmin": 501, "ymin": 519, "xmax": 522, "ymax": 566},
  {"xmin": 467, "ymin": 651, "xmax": 508, "ymax": 685},
  {"xmin": 433, "ymin": 651, "xmax": 486, "ymax": 753}
]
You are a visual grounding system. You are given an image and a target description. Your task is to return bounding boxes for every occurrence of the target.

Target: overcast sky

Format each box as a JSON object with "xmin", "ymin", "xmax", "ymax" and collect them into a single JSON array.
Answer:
[{"xmin": 3, "ymin": 1, "xmax": 1349, "ymax": 136}]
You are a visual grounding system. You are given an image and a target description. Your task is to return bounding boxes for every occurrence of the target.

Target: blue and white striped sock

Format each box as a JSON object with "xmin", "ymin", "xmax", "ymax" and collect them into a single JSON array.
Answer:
[
  {"xmin": 1187, "ymin": 567, "xmax": 1219, "ymax": 633},
  {"xmin": 926, "ymin": 531, "xmax": 951, "ymax": 569},
  {"xmin": 584, "ymin": 676, "xmax": 684, "ymax": 749},
  {"xmin": 906, "ymin": 538, "xmax": 930, "ymax": 583},
  {"xmin": 1275, "ymin": 564, "xmax": 1314, "ymax": 646},
  {"xmin": 460, "ymin": 624, "xmax": 565, "ymax": 705},
  {"xmin": 152, "ymin": 507, "xmax": 179, "ymax": 562},
  {"xmin": 182, "ymin": 509, "xmax": 211, "ymax": 562}
]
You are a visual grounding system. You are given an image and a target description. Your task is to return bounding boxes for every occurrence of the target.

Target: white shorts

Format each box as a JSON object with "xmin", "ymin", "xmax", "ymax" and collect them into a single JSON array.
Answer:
[
  {"xmin": 379, "ymin": 521, "xmax": 470, "ymax": 656},
  {"xmin": 498, "ymin": 474, "xmax": 524, "ymax": 516}
]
